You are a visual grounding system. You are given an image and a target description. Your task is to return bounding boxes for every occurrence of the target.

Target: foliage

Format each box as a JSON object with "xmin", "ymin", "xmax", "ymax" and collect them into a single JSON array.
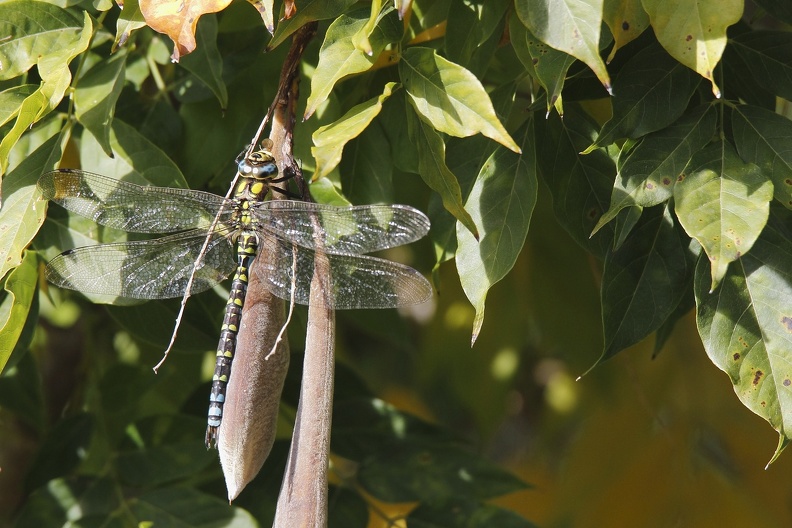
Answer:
[{"xmin": 2, "ymin": 0, "xmax": 792, "ymax": 525}]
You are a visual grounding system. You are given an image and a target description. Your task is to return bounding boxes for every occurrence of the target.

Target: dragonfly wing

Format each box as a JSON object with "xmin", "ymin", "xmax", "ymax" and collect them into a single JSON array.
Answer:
[
  {"xmin": 38, "ymin": 170, "xmax": 233, "ymax": 233},
  {"xmin": 254, "ymin": 237, "xmax": 432, "ymax": 309},
  {"xmin": 45, "ymin": 230, "xmax": 236, "ymax": 299},
  {"xmin": 252, "ymin": 201, "xmax": 430, "ymax": 254}
]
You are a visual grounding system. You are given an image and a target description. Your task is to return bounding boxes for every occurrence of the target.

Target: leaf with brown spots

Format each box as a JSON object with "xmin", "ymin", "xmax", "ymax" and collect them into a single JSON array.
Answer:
[
  {"xmin": 593, "ymin": 104, "xmax": 716, "ymax": 237},
  {"xmin": 246, "ymin": 0, "xmax": 275, "ymax": 34},
  {"xmin": 139, "ymin": 0, "xmax": 232, "ymax": 62},
  {"xmin": 641, "ymin": 0, "xmax": 742, "ymax": 97},
  {"xmin": 603, "ymin": 0, "xmax": 649, "ymax": 62},
  {"xmin": 674, "ymin": 140, "xmax": 773, "ymax": 291},
  {"xmin": 695, "ymin": 208, "xmax": 792, "ymax": 464}
]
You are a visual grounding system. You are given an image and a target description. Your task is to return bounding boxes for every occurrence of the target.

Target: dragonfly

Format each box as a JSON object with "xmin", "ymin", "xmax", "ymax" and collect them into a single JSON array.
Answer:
[{"xmin": 37, "ymin": 146, "xmax": 432, "ymax": 447}]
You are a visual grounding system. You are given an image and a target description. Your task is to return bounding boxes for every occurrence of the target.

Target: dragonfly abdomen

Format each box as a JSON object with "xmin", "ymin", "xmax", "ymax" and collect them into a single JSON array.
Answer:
[{"xmin": 206, "ymin": 232, "xmax": 258, "ymax": 448}]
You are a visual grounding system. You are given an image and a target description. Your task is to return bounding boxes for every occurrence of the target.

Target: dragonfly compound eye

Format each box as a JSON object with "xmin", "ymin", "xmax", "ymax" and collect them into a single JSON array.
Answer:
[{"xmin": 239, "ymin": 151, "xmax": 278, "ymax": 179}]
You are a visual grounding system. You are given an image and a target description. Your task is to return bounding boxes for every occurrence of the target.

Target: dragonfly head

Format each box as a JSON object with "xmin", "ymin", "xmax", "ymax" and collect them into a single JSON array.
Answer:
[{"xmin": 239, "ymin": 149, "xmax": 278, "ymax": 181}]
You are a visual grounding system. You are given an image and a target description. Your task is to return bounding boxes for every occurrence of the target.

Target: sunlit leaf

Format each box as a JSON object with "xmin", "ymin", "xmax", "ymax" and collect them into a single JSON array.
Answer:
[
  {"xmin": 246, "ymin": 0, "xmax": 275, "ymax": 33},
  {"xmin": 268, "ymin": 0, "xmax": 359, "ymax": 51},
  {"xmin": 0, "ymin": 85, "xmax": 37, "ymax": 128},
  {"xmin": 312, "ymin": 82, "xmax": 397, "ymax": 179},
  {"xmin": 456, "ymin": 120, "xmax": 537, "ymax": 345},
  {"xmin": 0, "ymin": 1, "xmax": 84, "ymax": 80},
  {"xmin": 641, "ymin": 0, "xmax": 743, "ymax": 97},
  {"xmin": 351, "ymin": 0, "xmax": 382, "ymax": 56},
  {"xmin": 600, "ymin": 204, "xmax": 694, "ymax": 361},
  {"xmin": 732, "ymin": 104, "xmax": 792, "ymax": 210},
  {"xmin": 0, "ymin": 250, "xmax": 37, "ymax": 373},
  {"xmin": 0, "ymin": 12, "xmax": 91, "ymax": 176},
  {"xmin": 406, "ymin": 107, "xmax": 478, "ymax": 239},
  {"xmin": 674, "ymin": 141, "xmax": 773, "ymax": 291},
  {"xmin": 139, "ymin": 0, "xmax": 232, "ymax": 62},
  {"xmin": 179, "ymin": 15, "xmax": 228, "ymax": 109},
  {"xmin": 603, "ymin": 0, "xmax": 649, "ymax": 62},
  {"xmin": 695, "ymin": 212, "xmax": 792, "ymax": 462},
  {"xmin": 0, "ymin": 132, "xmax": 65, "ymax": 280},
  {"xmin": 305, "ymin": 7, "xmax": 401, "ymax": 119},
  {"xmin": 115, "ymin": 0, "xmax": 146, "ymax": 49},
  {"xmin": 400, "ymin": 47, "xmax": 519, "ymax": 152},
  {"xmin": 730, "ymin": 31, "xmax": 792, "ymax": 101},
  {"xmin": 594, "ymin": 104, "xmax": 717, "ymax": 233},
  {"xmin": 515, "ymin": 0, "xmax": 611, "ymax": 93},
  {"xmin": 586, "ymin": 42, "xmax": 701, "ymax": 150},
  {"xmin": 509, "ymin": 15, "xmax": 575, "ymax": 115},
  {"xmin": 75, "ymin": 49, "xmax": 129, "ymax": 157}
]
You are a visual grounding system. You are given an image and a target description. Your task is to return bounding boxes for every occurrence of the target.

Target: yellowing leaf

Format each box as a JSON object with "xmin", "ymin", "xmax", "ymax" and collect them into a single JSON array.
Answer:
[
  {"xmin": 603, "ymin": 0, "xmax": 649, "ymax": 62},
  {"xmin": 641, "ymin": 0, "xmax": 743, "ymax": 97},
  {"xmin": 246, "ymin": 0, "xmax": 275, "ymax": 33},
  {"xmin": 674, "ymin": 141, "xmax": 773, "ymax": 291},
  {"xmin": 139, "ymin": 0, "xmax": 232, "ymax": 62},
  {"xmin": 515, "ymin": 0, "xmax": 612, "ymax": 93}
]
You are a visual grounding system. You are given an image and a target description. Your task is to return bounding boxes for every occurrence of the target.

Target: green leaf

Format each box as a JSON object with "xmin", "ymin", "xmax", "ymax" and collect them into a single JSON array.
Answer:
[
  {"xmin": 0, "ymin": 1, "xmax": 84, "ymax": 80},
  {"xmin": 587, "ymin": 42, "xmax": 701, "ymax": 150},
  {"xmin": 0, "ymin": 351, "xmax": 45, "ymax": 433},
  {"xmin": 75, "ymin": 49, "xmax": 129, "ymax": 157},
  {"xmin": 445, "ymin": 0, "xmax": 509, "ymax": 75},
  {"xmin": 399, "ymin": 47, "xmax": 520, "ymax": 153},
  {"xmin": 674, "ymin": 141, "xmax": 773, "ymax": 291},
  {"xmin": 535, "ymin": 105, "xmax": 615, "ymax": 258},
  {"xmin": 0, "ymin": 250, "xmax": 37, "ymax": 373},
  {"xmin": 358, "ymin": 443, "xmax": 528, "ymax": 502},
  {"xmin": 179, "ymin": 15, "xmax": 228, "ymax": 109},
  {"xmin": 350, "ymin": 0, "xmax": 382, "ymax": 56},
  {"xmin": 603, "ymin": 0, "xmax": 649, "ymax": 62},
  {"xmin": 753, "ymin": 0, "xmax": 792, "ymax": 25},
  {"xmin": 641, "ymin": 0, "xmax": 743, "ymax": 97},
  {"xmin": 695, "ymin": 214, "xmax": 792, "ymax": 463},
  {"xmin": 0, "ymin": 131, "xmax": 65, "ymax": 280},
  {"xmin": 0, "ymin": 84, "xmax": 37, "ymax": 128},
  {"xmin": 514, "ymin": 0, "xmax": 611, "ymax": 92},
  {"xmin": 130, "ymin": 487, "xmax": 256, "ymax": 526},
  {"xmin": 406, "ymin": 106, "xmax": 478, "ymax": 238},
  {"xmin": 509, "ymin": 15, "xmax": 575, "ymax": 115},
  {"xmin": 116, "ymin": 415, "xmax": 216, "ymax": 487},
  {"xmin": 26, "ymin": 412, "xmax": 95, "ymax": 490},
  {"xmin": 600, "ymin": 204, "xmax": 694, "ymax": 361},
  {"xmin": 305, "ymin": 7, "xmax": 401, "ymax": 119},
  {"xmin": 730, "ymin": 31, "xmax": 792, "ymax": 101},
  {"xmin": 312, "ymin": 82, "xmax": 396, "ymax": 179},
  {"xmin": 594, "ymin": 104, "xmax": 717, "ymax": 233},
  {"xmin": 114, "ymin": 0, "xmax": 146, "ymax": 49},
  {"xmin": 339, "ymin": 119, "xmax": 394, "ymax": 204},
  {"xmin": 267, "ymin": 0, "xmax": 359, "ymax": 51},
  {"xmin": 0, "ymin": 11, "xmax": 91, "ymax": 175},
  {"xmin": 81, "ymin": 119, "xmax": 187, "ymax": 188},
  {"xmin": 732, "ymin": 104, "xmax": 792, "ymax": 210},
  {"xmin": 456, "ymin": 120, "xmax": 537, "ymax": 345},
  {"xmin": 409, "ymin": 499, "xmax": 538, "ymax": 528}
]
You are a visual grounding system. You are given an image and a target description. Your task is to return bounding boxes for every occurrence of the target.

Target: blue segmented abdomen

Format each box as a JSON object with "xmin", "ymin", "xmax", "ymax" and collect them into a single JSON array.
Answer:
[{"xmin": 206, "ymin": 233, "xmax": 257, "ymax": 448}]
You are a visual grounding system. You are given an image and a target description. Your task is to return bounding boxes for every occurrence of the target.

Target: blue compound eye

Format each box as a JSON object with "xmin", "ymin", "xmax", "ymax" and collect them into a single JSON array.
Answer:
[{"xmin": 239, "ymin": 151, "xmax": 278, "ymax": 178}]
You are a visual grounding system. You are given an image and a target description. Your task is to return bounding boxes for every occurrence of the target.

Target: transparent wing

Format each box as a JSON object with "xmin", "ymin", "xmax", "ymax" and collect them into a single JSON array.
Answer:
[
  {"xmin": 45, "ymin": 229, "xmax": 237, "ymax": 299},
  {"xmin": 38, "ymin": 170, "xmax": 233, "ymax": 233},
  {"xmin": 254, "ymin": 237, "xmax": 432, "ymax": 309},
  {"xmin": 252, "ymin": 200, "xmax": 430, "ymax": 255}
]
